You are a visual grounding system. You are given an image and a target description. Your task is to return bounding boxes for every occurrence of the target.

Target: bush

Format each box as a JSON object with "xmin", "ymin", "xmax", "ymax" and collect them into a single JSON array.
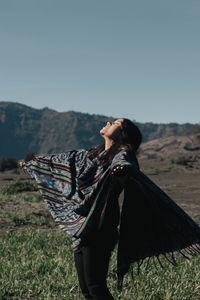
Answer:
[
  {"xmin": 175, "ymin": 157, "xmax": 189, "ymax": 166},
  {"xmin": 173, "ymin": 156, "xmax": 197, "ymax": 166},
  {"xmin": 1, "ymin": 180, "xmax": 38, "ymax": 195},
  {"xmin": 0, "ymin": 157, "xmax": 18, "ymax": 171}
]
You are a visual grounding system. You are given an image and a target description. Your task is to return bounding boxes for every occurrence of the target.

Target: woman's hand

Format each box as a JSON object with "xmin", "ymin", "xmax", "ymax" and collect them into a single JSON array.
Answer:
[
  {"xmin": 111, "ymin": 165, "xmax": 130, "ymax": 185},
  {"xmin": 111, "ymin": 165, "xmax": 124, "ymax": 175},
  {"xmin": 18, "ymin": 160, "xmax": 27, "ymax": 169},
  {"xmin": 110, "ymin": 165, "xmax": 129, "ymax": 192}
]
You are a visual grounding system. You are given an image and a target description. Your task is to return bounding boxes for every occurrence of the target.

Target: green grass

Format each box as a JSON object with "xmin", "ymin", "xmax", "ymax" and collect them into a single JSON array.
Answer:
[
  {"xmin": 4, "ymin": 211, "xmax": 56, "ymax": 228},
  {"xmin": 1, "ymin": 180, "xmax": 38, "ymax": 195},
  {"xmin": 0, "ymin": 192, "xmax": 42, "ymax": 207},
  {"xmin": 0, "ymin": 229, "xmax": 199, "ymax": 300},
  {"xmin": 0, "ymin": 229, "xmax": 79, "ymax": 300},
  {"xmin": 0, "ymin": 181, "xmax": 200, "ymax": 299}
]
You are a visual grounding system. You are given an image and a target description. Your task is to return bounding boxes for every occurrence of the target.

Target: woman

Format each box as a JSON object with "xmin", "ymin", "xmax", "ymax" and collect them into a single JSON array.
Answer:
[
  {"xmin": 20, "ymin": 118, "xmax": 200, "ymax": 300},
  {"xmin": 72, "ymin": 118, "xmax": 142, "ymax": 300}
]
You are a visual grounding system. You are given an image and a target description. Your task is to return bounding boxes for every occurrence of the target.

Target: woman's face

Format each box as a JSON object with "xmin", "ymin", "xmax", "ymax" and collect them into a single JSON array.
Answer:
[{"xmin": 100, "ymin": 118, "xmax": 124, "ymax": 139}]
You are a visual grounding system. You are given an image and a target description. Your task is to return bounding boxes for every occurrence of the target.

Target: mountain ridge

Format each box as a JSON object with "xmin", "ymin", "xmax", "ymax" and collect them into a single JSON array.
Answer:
[{"xmin": 0, "ymin": 101, "xmax": 199, "ymax": 159}]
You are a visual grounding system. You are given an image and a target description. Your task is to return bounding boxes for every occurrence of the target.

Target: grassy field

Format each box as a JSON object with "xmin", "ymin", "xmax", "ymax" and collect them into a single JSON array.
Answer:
[
  {"xmin": 1, "ymin": 228, "xmax": 200, "ymax": 300},
  {"xmin": 0, "ymin": 166, "xmax": 200, "ymax": 299}
]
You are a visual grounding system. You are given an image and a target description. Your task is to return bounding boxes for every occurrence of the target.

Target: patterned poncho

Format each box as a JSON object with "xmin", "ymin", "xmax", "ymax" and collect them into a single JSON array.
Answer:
[
  {"xmin": 24, "ymin": 149, "xmax": 131, "ymax": 249},
  {"xmin": 24, "ymin": 149, "xmax": 200, "ymax": 289}
]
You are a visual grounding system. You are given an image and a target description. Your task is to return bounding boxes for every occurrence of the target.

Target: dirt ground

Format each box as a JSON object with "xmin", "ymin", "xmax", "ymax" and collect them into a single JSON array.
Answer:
[{"xmin": 140, "ymin": 159, "xmax": 200, "ymax": 225}]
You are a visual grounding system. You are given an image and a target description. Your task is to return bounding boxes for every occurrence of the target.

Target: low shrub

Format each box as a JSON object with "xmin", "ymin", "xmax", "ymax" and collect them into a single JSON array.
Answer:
[
  {"xmin": 0, "ymin": 157, "xmax": 18, "ymax": 171},
  {"xmin": 1, "ymin": 180, "xmax": 38, "ymax": 195}
]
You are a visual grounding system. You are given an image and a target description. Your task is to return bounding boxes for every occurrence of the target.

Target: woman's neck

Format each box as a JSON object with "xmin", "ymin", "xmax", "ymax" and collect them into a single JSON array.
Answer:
[
  {"xmin": 104, "ymin": 139, "xmax": 126, "ymax": 151},
  {"xmin": 104, "ymin": 139, "xmax": 114, "ymax": 150}
]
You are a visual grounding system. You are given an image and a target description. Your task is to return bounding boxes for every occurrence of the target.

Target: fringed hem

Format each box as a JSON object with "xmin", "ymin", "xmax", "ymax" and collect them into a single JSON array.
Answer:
[
  {"xmin": 117, "ymin": 242, "xmax": 200, "ymax": 291},
  {"xmin": 136, "ymin": 242, "xmax": 200, "ymax": 274}
]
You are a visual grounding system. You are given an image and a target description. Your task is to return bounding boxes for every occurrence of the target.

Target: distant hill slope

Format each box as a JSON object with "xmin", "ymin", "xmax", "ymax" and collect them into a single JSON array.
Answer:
[
  {"xmin": 0, "ymin": 101, "xmax": 197, "ymax": 159},
  {"xmin": 139, "ymin": 133, "xmax": 200, "ymax": 169}
]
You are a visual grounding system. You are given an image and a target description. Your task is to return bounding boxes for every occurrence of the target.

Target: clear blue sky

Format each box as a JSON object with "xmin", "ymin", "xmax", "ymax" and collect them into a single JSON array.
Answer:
[{"xmin": 0, "ymin": 0, "xmax": 200, "ymax": 124}]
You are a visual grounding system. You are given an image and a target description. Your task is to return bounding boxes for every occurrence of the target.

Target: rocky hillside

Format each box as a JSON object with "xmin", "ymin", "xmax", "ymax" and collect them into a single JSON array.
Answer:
[
  {"xmin": 139, "ymin": 133, "xmax": 200, "ymax": 168},
  {"xmin": 0, "ymin": 101, "xmax": 198, "ymax": 159}
]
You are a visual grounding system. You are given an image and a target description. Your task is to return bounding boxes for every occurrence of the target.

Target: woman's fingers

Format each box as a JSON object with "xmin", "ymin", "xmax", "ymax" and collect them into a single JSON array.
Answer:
[
  {"xmin": 111, "ymin": 165, "xmax": 124, "ymax": 175},
  {"xmin": 18, "ymin": 160, "xmax": 26, "ymax": 169}
]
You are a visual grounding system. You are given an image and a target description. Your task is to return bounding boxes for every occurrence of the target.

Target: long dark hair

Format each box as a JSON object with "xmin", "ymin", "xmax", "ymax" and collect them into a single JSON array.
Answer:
[{"xmin": 85, "ymin": 119, "xmax": 142, "ymax": 168}]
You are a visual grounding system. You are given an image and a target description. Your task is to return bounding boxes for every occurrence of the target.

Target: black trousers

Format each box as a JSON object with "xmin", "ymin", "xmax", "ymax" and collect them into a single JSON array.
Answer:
[{"xmin": 74, "ymin": 235, "xmax": 117, "ymax": 300}]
